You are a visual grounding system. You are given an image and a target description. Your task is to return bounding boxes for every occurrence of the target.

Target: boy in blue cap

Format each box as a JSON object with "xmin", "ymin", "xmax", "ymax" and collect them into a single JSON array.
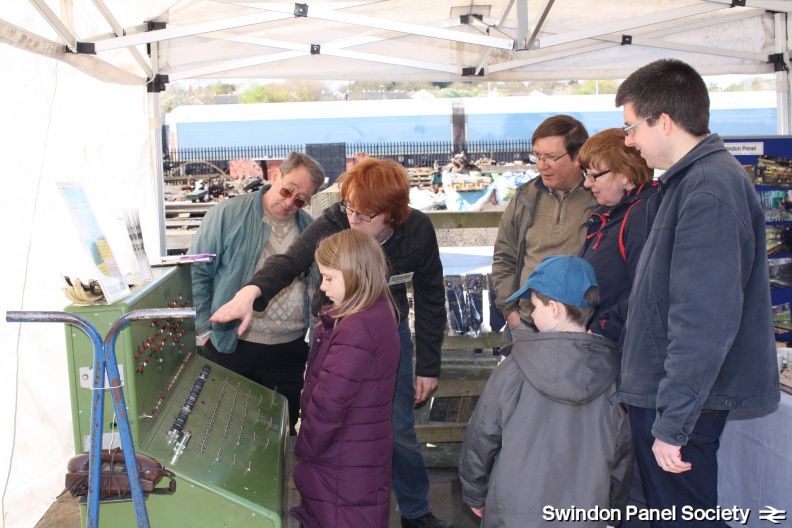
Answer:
[{"xmin": 459, "ymin": 255, "xmax": 632, "ymax": 528}]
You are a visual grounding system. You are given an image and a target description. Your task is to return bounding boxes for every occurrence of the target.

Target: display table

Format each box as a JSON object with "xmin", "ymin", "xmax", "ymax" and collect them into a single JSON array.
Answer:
[
  {"xmin": 718, "ymin": 390, "xmax": 792, "ymax": 527},
  {"xmin": 438, "ymin": 246, "xmax": 493, "ymax": 275}
]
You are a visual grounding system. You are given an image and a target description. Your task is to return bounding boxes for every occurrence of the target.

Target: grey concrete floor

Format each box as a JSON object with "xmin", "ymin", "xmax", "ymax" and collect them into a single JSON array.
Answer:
[{"xmin": 388, "ymin": 467, "xmax": 481, "ymax": 528}]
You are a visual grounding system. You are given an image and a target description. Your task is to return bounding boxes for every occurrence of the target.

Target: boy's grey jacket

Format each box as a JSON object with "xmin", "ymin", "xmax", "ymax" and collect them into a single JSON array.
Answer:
[
  {"xmin": 459, "ymin": 332, "xmax": 632, "ymax": 528},
  {"xmin": 620, "ymin": 134, "xmax": 780, "ymax": 446}
]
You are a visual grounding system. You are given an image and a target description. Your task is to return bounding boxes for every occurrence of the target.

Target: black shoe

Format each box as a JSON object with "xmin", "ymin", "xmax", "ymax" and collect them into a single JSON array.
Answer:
[{"xmin": 401, "ymin": 512, "xmax": 453, "ymax": 528}]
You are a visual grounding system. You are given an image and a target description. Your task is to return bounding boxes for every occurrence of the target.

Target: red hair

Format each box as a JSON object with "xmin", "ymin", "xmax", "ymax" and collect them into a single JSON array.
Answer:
[{"xmin": 337, "ymin": 158, "xmax": 411, "ymax": 228}]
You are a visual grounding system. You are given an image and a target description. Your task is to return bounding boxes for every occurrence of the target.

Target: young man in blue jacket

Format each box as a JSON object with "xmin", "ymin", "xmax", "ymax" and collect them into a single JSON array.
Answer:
[
  {"xmin": 616, "ymin": 59, "xmax": 779, "ymax": 525},
  {"xmin": 189, "ymin": 152, "xmax": 325, "ymax": 435}
]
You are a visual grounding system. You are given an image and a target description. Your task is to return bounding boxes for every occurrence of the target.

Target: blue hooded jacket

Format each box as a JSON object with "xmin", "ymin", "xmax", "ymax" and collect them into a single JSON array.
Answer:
[{"xmin": 580, "ymin": 181, "xmax": 659, "ymax": 342}]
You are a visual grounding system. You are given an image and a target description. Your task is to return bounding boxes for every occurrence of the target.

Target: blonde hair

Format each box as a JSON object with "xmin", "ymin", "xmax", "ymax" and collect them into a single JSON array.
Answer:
[{"xmin": 315, "ymin": 230, "xmax": 396, "ymax": 320}]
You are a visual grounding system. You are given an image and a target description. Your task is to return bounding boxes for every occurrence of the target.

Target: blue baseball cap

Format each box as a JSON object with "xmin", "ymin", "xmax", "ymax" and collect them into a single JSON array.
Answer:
[{"xmin": 506, "ymin": 254, "xmax": 599, "ymax": 308}]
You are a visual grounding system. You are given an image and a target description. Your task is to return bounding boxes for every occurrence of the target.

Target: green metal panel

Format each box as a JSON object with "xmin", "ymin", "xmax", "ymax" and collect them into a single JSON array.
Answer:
[
  {"xmin": 77, "ymin": 479, "xmax": 281, "ymax": 528},
  {"xmin": 64, "ymin": 266, "xmax": 196, "ymax": 451},
  {"xmin": 64, "ymin": 266, "xmax": 288, "ymax": 527},
  {"xmin": 140, "ymin": 357, "xmax": 287, "ymax": 525}
]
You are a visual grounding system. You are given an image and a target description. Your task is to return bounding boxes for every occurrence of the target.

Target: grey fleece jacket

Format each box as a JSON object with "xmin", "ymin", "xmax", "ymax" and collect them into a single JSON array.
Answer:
[
  {"xmin": 492, "ymin": 177, "xmax": 597, "ymax": 325},
  {"xmin": 459, "ymin": 332, "xmax": 632, "ymax": 528}
]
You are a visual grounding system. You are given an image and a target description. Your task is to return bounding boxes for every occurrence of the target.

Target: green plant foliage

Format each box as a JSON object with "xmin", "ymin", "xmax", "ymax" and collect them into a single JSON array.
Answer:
[
  {"xmin": 436, "ymin": 87, "xmax": 481, "ymax": 98},
  {"xmin": 211, "ymin": 83, "xmax": 236, "ymax": 95},
  {"xmin": 239, "ymin": 85, "xmax": 290, "ymax": 103},
  {"xmin": 721, "ymin": 77, "xmax": 775, "ymax": 92},
  {"xmin": 160, "ymin": 85, "xmax": 199, "ymax": 113},
  {"xmin": 572, "ymin": 80, "xmax": 619, "ymax": 95}
]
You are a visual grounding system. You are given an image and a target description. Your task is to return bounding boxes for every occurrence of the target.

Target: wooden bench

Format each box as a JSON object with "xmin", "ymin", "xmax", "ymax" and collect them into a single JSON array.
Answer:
[{"xmin": 414, "ymin": 343, "xmax": 501, "ymax": 467}]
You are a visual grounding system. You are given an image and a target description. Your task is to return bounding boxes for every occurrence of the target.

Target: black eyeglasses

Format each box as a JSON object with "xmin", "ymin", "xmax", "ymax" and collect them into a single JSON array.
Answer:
[
  {"xmin": 340, "ymin": 203, "xmax": 378, "ymax": 222},
  {"xmin": 529, "ymin": 151, "xmax": 569, "ymax": 165},
  {"xmin": 278, "ymin": 180, "xmax": 310, "ymax": 208},
  {"xmin": 583, "ymin": 168, "xmax": 612, "ymax": 182}
]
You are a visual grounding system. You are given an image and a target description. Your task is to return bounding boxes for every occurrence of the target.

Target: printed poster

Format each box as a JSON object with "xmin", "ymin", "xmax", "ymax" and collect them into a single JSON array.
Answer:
[{"xmin": 57, "ymin": 182, "xmax": 130, "ymax": 303}]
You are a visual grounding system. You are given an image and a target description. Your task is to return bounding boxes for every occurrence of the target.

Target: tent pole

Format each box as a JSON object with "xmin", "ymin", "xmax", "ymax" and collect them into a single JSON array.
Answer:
[
  {"xmin": 148, "ymin": 41, "xmax": 167, "ymax": 255},
  {"xmin": 775, "ymin": 12, "xmax": 790, "ymax": 135}
]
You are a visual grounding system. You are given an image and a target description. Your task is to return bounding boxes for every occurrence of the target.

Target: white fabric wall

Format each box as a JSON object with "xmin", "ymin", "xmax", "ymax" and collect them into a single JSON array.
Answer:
[{"xmin": 0, "ymin": 44, "xmax": 157, "ymax": 528}]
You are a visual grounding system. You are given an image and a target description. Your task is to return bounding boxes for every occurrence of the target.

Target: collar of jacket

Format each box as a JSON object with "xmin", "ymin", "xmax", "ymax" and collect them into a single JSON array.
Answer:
[
  {"xmin": 531, "ymin": 173, "xmax": 587, "ymax": 196},
  {"xmin": 319, "ymin": 307, "xmax": 340, "ymax": 328},
  {"xmin": 511, "ymin": 332, "xmax": 621, "ymax": 404},
  {"xmin": 587, "ymin": 180, "xmax": 659, "ymax": 237},
  {"xmin": 658, "ymin": 133, "xmax": 723, "ymax": 189},
  {"xmin": 255, "ymin": 182, "xmax": 274, "ymax": 218},
  {"xmin": 606, "ymin": 179, "xmax": 660, "ymax": 213},
  {"xmin": 624, "ymin": 179, "xmax": 659, "ymax": 200}
]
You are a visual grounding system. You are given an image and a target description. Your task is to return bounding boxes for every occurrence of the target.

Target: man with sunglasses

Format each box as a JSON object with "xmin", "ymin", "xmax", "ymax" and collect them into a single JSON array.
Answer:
[
  {"xmin": 492, "ymin": 115, "xmax": 598, "ymax": 346},
  {"xmin": 188, "ymin": 151, "xmax": 325, "ymax": 436},
  {"xmin": 616, "ymin": 59, "xmax": 779, "ymax": 526}
]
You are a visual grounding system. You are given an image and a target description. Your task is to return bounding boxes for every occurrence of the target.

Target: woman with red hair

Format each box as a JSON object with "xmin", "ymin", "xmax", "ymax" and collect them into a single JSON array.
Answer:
[
  {"xmin": 578, "ymin": 127, "xmax": 658, "ymax": 343},
  {"xmin": 212, "ymin": 157, "xmax": 450, "ymax": 528}
]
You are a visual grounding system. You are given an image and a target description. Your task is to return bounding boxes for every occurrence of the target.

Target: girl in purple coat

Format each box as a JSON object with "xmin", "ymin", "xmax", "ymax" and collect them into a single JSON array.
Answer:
[{"xmin": 290, "ymin": 229, "xmax": 400, "ymax": 528}]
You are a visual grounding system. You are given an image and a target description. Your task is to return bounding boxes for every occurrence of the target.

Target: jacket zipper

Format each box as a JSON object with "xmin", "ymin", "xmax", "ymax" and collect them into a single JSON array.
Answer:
[
  {"xmin": 556, "ymin": 193, "xmax": 565, "ymax": 224},
  {"xmin": 244, "ymin": 219, "xmax": 268, "ymax": 281}
]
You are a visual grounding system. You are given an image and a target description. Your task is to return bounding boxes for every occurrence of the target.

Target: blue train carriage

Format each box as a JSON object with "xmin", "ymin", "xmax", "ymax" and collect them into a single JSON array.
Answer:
[
  {"xmin": 166, "ymin": 98, "xmax": 456, "ymax": 149},
  {"xmin": 165, "ymin": 91, "xmax": 778, "ymax": 150}
]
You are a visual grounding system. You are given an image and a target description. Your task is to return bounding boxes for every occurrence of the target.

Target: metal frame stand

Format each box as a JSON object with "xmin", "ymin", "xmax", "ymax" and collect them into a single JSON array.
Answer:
[{"xmin": 6, "ymin": 307, "xmax": 195, "ymax": 528}]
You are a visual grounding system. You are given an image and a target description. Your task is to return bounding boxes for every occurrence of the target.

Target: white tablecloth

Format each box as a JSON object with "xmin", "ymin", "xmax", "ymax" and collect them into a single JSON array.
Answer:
[
  {"xmin": 438, "ymin": 246, "xmax": 493, "ymax": 276},
  {"xmin": 718, "ymin": 390, "xmax": 792, "ymax": 527}
]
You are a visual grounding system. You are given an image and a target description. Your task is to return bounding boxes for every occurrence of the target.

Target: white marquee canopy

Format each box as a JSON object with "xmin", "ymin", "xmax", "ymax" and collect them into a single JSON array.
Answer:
[
  {"xmin": 5, "ymin": 0, "xmax": 792, "ymax": 83},
  {"xmin": 2, "ymin": 1, "xmax": 792, "ymax": 526}
]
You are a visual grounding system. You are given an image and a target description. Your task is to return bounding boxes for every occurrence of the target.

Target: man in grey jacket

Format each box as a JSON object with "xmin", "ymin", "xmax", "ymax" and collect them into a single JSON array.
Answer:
[
  {"xmin": 616, "ymin": 59, "xmax": 779, "ymax": 525},
  {"xmin": 492, "ymin": 115, "xmax": 597, "ymax": 344}
]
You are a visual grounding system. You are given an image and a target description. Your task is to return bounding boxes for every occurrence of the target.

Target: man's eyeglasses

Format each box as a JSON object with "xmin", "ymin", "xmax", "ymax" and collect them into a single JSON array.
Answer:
[
  {"xmin": 529, "ymin": 151, "xmax": 569, "ymax": 165},
  {"xmin": 340, "ymin": 203, "xmax": 378, "ymax": 222},
  {"xmin": 623, "ymin": 116, "xmax": 651, "ymax": 136},
  {"xmin": 278, "ymin": 180, "xmax": 310, "ymax": 208},
  {"xmin": 583, "ymin": 168, "xmax": 611, "ymax": 182}
]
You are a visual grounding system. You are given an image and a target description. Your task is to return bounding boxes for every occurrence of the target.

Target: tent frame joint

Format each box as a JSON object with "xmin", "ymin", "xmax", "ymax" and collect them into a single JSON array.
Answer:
[
  {"xmin": 730, "ymin": 0, "xmax": 746, "ymax": 6},
  {"xmin": 769, "ymin": 53, "xmax": 789, "ymax": 72},
  {"xmin": 310, "ymin": 44, "xmax": 320, "ymax": 54},
  {"xmin": 621, "ymin": 35, "xmax": 633, "ymax": 45},
  {"xmin": 460, "ymin": 14, "xmax": 484, "ymax": 25},
  {"xmin": 147, "ymin": 74, "xmax": 169, "ymax": 93},
  {"xmin": 73, "ymin": 42, "xmax": 96, "ymax": 54},
  {"xmin": 462, "ymin": 67, "xmax": 485, "ymax": 76},
  {"xmin": 294, "ymin": 3, "xmax": 308, "ymax": 17}
]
